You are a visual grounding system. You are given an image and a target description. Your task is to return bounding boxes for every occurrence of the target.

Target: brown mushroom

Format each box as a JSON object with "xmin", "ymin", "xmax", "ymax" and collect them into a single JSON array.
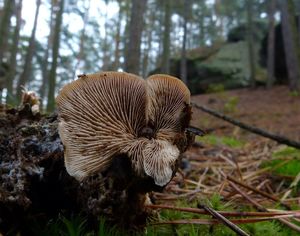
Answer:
[{"xmin": 56, "ymin": 71, "xmax": 192, "ymax": 187}]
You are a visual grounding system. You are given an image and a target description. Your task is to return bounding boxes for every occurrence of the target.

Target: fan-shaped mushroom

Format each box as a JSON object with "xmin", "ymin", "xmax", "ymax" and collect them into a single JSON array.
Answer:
[{"xmin": 56, "ymin": 72, "xmax": 193, "ymax": 187}]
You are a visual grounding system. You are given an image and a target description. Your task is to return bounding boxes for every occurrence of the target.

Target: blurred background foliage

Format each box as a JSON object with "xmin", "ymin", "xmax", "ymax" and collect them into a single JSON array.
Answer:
[{"xmin": 0, "ymin": 0, "xmax": 299, "ymax": 111}]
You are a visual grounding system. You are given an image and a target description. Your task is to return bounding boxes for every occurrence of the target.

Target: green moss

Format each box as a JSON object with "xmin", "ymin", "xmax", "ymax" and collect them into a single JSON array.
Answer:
[
  {"xmin": 273, "ymin": 147, "xmax": 300, "ymax": 158},
  {"xmin": 241, "ymin": 221, "xmax": 300, "ymax": 236},
  {"xmin": 267, "ymin": 159, "xmax": 300, "ymax": 177},
  {"xmin": 289, "ymin": 91, "xmax": 299, "ymax": 97},
  {"xmin": 206, "ymin": 83, "xmax": 225, "ymax": 93},
  {"xmin": 60, "ymin": 215, "xmax": 87, "ymax": 236},
  {"xmin": 147, "ymin": 195, "xmax": 299, "ymax": 236},
  {"xmin": 30, "ymin": 214, "xmax": 123, "ymax": 236},
  {"xmin": 147, "ymin": 196, "xmax": 300, "ymax": 236},
  {"xmin": 197, "ymin": 134, "xmax": 245, "ymax": 148},
  {"xmin": 265, "ymin": 147, "xmax": 300, "ymax": 177},
  {"xmin": 224, "ymin": 96, "xmax": 239, "ymax": 113},
  {"xmin": 205, "ymin": 193, "xmax": 232, "ymax": 211}
]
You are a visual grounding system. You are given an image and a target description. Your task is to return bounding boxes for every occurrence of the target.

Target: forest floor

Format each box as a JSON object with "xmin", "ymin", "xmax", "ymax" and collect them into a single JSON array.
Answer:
[
  {"xmin": 1, "ymin": 85, "xmax": 300, "ymax": 235},
  {"xmin": 191, "ymin": 85, "xmax": 300, "ymax": 141},
  {"xmin": 148, "ymin": 86, "xmax": 300, "ymax": 235}
]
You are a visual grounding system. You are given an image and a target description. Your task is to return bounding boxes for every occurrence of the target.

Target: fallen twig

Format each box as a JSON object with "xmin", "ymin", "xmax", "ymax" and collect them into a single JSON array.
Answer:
[
  {"xmin": 227, "ymin": 177, "xmax": 300, "ymax": 233},
  {"xmin": 199, "ymin": 204, "xmax": 250, "ymax": 236},
  {"xmin": 227, "ymin": 175, "xmax": 291, "ymax": 210},
  {"xmin": 151, "ymin": 214, "xmax": 300, "ymax": 226},
  {"xmin": 192, "ymin": 103, "xmax": 300, "ymax": 149},
  {"xmin": 146, "ymin": 204, "xmax": 300, "ymax": 217}
]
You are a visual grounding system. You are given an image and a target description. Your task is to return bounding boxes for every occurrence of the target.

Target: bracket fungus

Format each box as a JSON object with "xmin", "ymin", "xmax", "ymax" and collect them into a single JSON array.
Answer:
[{"xmin": 56, "ymin": 72, "xmax": 194, "ymax": 187}]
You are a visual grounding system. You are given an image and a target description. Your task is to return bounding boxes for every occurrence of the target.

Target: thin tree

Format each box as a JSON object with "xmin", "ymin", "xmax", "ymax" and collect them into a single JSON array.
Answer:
[
  {"xmin": 102, "ymin": 0, "xmax": 110, "ymax": 71},
  {"xmin": 298, "ymin": 2, "xmax": 300, "ymax": 44},
  {"xmin": 112, "ymin": 0, "xmax": 123, "ymax": 71},
  {"xmin": 266, "ymin": 0, "xmax": 276, "ymax": 89},
  {"xmin": 73, "ymin": 0, "xmax": 91, "ymax": 78},
  {"xmin": 16, "ymin": 0, "xmax": 41, "ymax": 99},
  {"xmin": 0, "ymin": 0, "xmax": 14, "ymax": 63},
  {"xmin": 246, "ymin": 0, "xmax": 256, "ymax": 88},
  {"xmin": 214, "ymin": 0, "xmax": 224, "ymax": 41},
  {"xmin": 47, "ymin": 0, "xmax": 64, "ymax": 112},
  {"xmin": 6, "ymin": 0, "xmax": 23, "ymax": 104},
  {"xmin": 142, "ymin": 8, "xmax": 155, "ymax": 78},
  {"xmin": 278, "ymin": 0, "xmax": 300, "ymax": 91},
  {"xmin": 161, "ymin": 0, "xmax": 171, "ymax": 74},
  {"xmin": 123, "ymin": 0, "xmax": 131, "ymax": 58},
  {"xmin": 39, "ymin": 0, "xmax": 55, "ymax": 105},
  {"xmin": 180, "ymin": 0, "xmax": 189, "ymax": 85},
  {"xmin": 155, "ymin": 6, "xmax": 164, "ymax": 68},
  {"xmin": 0, "ymin": 0, "xmax": 15, "ymax": 101},
  {"xmin": 124, "ymin": 0, "xmax": 147, "ymax": 74},
  {"xmin": 198, "ymin": 0, "xmax": 206, "ymax": 47}
]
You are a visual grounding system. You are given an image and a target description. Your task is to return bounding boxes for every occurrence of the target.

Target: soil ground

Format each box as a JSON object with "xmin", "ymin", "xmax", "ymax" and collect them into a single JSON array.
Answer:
[{"xmin": 191, "ymin": 85, "xmax": 300, "ymax": 141}]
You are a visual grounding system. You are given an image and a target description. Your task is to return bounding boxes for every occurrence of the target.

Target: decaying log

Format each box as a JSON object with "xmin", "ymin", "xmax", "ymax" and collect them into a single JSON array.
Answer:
[{"xmin": 0, "ymin": 104, "xmax": 152, "ymax": 234}]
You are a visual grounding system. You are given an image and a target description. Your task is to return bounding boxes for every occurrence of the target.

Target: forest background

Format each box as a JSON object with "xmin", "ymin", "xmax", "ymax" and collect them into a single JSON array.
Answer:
[{"xmin": 0, "ymin": 0, "xmax": 300, "ymax": 112}]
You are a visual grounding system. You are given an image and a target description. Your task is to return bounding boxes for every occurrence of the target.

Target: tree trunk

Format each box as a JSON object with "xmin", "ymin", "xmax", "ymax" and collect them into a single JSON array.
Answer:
[
  {"xmin": 161, "ymin": 0, "xmax": 171, "ymax": 74},
  {"xmin": 0, "ymin": 0, "xmax": 14, "ymax": 63},
  {"xmin": 16, "ymin": 0, "xmax": 41, "ymax": 100},
  {"xmin": 124, "ymin": 0, "xmax": 147, "ymax": 75},
  {"xmin": 72, "ymin": 0, "xmax": 90, "ymax": 78},
  {"xmin": 246, "ymin": 0, "xmax": 256, "ymax": 88},
  {"xmin": 122, "ymin": 0, "xmax": 131, "ymax": 70},
  {"xmin": 46, "ymin": 0, "xmax": 64, "ymax": 112},
  {"xmin": 287, "ymin": 0, "xmax": 300, "ymax": 70},
  {"xmin": 6, "ymin": 0, "xmax": 22, "ymax": 104},
  {"xmin": 180, "ymin": 0, "xmax": 188, "ymax": 85},
  {"xmin": 102, "ymin": 1, "xmax": 110, "ymax": 71},
  {"xmin": 266, "ymin": 0, "xmax": 276, "ymax": 89},
  {"xmin": 39, "ymin": 0, "xmax": 55, "ymax": 108},
  {"xmin": 0, "ymin": 0, "xmax": 14, "ymax": 101},
  {"xmin": 199, "ymin": 1, "xmax": 205, "ymax": 47},
  {"xmin": 279, "ymin": 0, "xmax": 300, "ymax": 91},
  {"xmin": 214, "ymin": 0, "xmax": 224, "ymax": 41},
  {"xmin": 112, "ymin": 0, "xmax": 123, "ymax": 71},
  {"xmin": 142, "ymin": 12, "xmax": 154, "ymax": 78},
  {"xmin": 155, "ymin": 8, "xmax": 164, "ymax": 68}
]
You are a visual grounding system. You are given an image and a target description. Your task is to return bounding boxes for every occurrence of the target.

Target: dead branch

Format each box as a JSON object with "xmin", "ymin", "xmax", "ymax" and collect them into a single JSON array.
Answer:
[
  {"xmin": 227, "ymin": 178, "xmax": 300, "ymax": 233},
  {"xmin": 151, "ymin": 214, "xmax": 300, "ymax": 226},
  {"xmin": 146, "ymin": 204, "xmax": 300, "ymax": 217},
  {"xmin": 192, "ymin": 103, "xmax": 300, "ymax": 149},
  {"xmin": 198, "ymin": 204, "xmax": 249, "ymax": 236},
  {"xmin": 226, "ymin": 176, "xmax": 291, "ymax": 210}
]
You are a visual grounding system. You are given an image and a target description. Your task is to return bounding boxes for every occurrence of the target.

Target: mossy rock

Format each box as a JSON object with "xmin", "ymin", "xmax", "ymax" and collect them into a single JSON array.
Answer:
[{"xmin": 150, "ymin": 39, "xmax": 266, "ymax": 95}]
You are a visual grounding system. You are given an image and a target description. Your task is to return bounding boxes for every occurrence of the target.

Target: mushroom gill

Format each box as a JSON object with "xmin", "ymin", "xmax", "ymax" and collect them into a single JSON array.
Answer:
[{"xmin": 56, "ymin": 71, "xmax": 192, "ymax": 186}]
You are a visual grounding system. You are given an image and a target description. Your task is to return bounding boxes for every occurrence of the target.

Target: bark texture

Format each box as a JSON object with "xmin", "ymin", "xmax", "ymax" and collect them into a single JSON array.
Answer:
[
  {"xmin": 180, "ymin": 0, "xmax": 188, "ymax": 85},
  {"xmin": 46, "ymin": 0, "xmax": 64, "ymax": 112},
  {"xmin": 279, "ymin": 0, "xmax": 300, "ymax": 91},
  {"xmin": 267, "ymin": 0, "xmax": 276, "ymax": 89},
  {"xmin": 246, "ymin": 0, "xmax": 256, "ymax": 88},
  {"xmin": 124, "ymin": 0, "xmax": 147, "ymax": 74},
  {"xmin": 16, "ymin": 0, "xmax": 41, "ymax": 100},
  {"xmin": 161, "ymin": 0, "xmax": 171, "ymax": 74},
  {"xmin": 0, "ymin": 0, "xmax": 15, "ymax": 101},
  {"xmin": 6, "ymin": 0, "xmax": 23, "ymax": 104}
]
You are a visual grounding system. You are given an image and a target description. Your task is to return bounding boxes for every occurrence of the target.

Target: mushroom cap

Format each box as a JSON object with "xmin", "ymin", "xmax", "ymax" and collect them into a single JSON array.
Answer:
[
  {"xmin": 56, "ymin": 72, "xmax": 191, "ymax": 186},
  {"xmin": 146, "ymin": 74, "xmax": 190, "ymax": 140}
]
